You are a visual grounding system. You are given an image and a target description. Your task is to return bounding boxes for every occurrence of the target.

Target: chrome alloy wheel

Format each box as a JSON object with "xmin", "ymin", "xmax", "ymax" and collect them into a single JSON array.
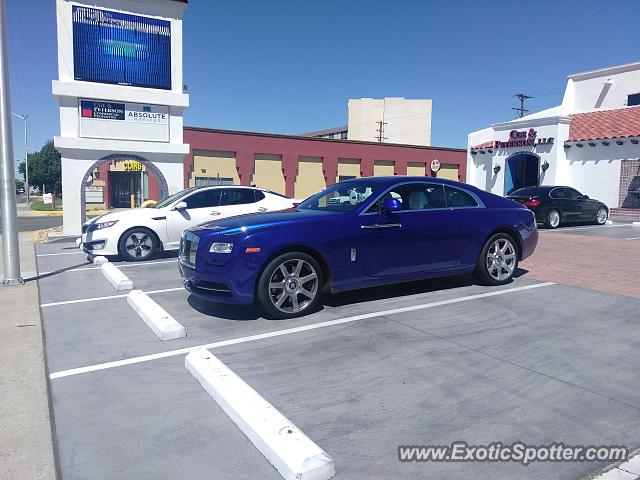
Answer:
[
  {"xmin": 268, "ymin": 259, "xmax": 319, "ymax": 314},
  {"xmin": 549, "ymin": 210, "xmax": 560, "ymax": 228},
  {"xmin": 124, "ymin": 231, "xmax": 153, "ymax": 259},
  {"xmin": 486, "ymin": 238, "xmax": 516, "ymax": 282},
  {"xmin": 596, "ymin": 207, "xmax": 608, "ymax": 225}
]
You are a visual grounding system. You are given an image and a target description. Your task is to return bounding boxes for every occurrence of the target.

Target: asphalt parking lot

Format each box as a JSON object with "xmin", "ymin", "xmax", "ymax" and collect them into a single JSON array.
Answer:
[{"xmin": 36, "ymin": 229, "xmax": 640, "ymax": 480}]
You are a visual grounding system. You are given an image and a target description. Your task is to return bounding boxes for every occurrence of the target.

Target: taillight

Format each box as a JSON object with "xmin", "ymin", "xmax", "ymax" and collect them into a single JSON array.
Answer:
[{"xmin": 523, "ymin": 198, "xmax": 541, "ymax": 207}]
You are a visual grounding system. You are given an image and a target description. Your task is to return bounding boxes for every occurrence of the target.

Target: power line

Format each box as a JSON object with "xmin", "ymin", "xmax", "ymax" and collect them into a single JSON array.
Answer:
[
  {"xmin": 513, "ymin": 93, "xmax": 533, "ymax": 118},
  {"xmin": 375, "ymin": 120, "xmax": 387, "ymax": 142}
]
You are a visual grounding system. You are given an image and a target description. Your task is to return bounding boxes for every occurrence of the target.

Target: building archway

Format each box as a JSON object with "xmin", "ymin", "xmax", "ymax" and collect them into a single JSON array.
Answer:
[
  {"xmin": 504, "ymin": 151, "xmax": 540, "ymax": 195},
  {"xmin": 80, "ymin": 154, "xmax": 169, "ymax": 216}
]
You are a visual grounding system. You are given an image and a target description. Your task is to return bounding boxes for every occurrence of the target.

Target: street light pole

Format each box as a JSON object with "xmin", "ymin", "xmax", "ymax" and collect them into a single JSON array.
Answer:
[
  {"xmin": 0, "ymin": 0, "xmax": 22, "ymax": 285},
  {"xmin": 11, "ymin": 112, "xmax": 28, "ymax": 204}
]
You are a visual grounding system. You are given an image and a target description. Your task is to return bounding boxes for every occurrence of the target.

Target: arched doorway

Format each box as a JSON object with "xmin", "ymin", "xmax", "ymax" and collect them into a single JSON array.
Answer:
[
  {"xmin": 80, "ymin": 154, "xmax": 169, "ymax": 212},
  {"xmin": 504, "ymin": 152, "xmax": 540, "ymax": 195}
]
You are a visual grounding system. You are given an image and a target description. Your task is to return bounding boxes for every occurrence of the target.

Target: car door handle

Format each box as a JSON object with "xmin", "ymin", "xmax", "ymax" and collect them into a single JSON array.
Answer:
[
  {"xmin": 361, "ymin": 223, "xmax": 402, "ymax": 230},
  {"xmin": 257, "ymin": 207, "xmax": 268, "ymax": 212},
  {"xmin": 210, "ymin": 211, "xmax": 221, "ymax": 216}
]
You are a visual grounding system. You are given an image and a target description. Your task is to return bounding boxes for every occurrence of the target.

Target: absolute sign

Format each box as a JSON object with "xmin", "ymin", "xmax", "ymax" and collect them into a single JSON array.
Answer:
[{"xmin": 79, "ymin": 99, "xmax": 169, "ymax": 142}]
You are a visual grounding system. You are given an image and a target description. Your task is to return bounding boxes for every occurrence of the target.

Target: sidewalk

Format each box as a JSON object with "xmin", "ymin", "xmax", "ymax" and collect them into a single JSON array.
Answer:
[{"xmin": 0, "ymin": 233, "xmax": 59, "ymax": 480}]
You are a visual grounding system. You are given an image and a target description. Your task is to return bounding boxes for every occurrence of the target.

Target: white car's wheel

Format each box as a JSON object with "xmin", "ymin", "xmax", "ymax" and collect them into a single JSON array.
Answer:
[{"xmin": 118, "ymin": 227, "xmax": 158, "ymax": 262}]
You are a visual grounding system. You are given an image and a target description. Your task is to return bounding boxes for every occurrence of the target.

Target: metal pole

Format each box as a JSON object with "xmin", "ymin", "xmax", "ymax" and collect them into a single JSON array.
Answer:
[
  {"xmin": 0, "ymin": 0, "xmax": 22, "ymax": 285},
  {"xmin": 11, "ymin": 112, "xmax": 28, "ymax": 204},
  {"xmin": 23, "ymin": 114, "xmax": 27, "ymax": 204}
]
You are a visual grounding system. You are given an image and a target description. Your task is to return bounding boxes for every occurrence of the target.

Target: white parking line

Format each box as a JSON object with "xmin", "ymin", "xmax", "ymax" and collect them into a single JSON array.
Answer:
[
  {"xmin": 48, "ymin": 281, "xmax": 555, "ymax": 379},
  {"xmin": 37, "ymin": 251, "xmax": 86, "ymax": 257},
  {"xmin": 40, "ymin": 287, "xmax": 184, "ymax": 307},
  {"xmin": 625, "ymin": 237, "xmax": 640, "ymax": 241},
  {"xmin": 38, "ymin": 259, "xmax": 177, "ymax": 276},
  {"xmin": 539, "ymin": 224, "xmax": 632, "ymax": 233}
]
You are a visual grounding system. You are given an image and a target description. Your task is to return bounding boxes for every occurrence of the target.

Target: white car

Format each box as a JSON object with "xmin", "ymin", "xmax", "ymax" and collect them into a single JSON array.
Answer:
[{"xmin": 82, "ymin": 186, "xmax": 297, "ymax": 261}]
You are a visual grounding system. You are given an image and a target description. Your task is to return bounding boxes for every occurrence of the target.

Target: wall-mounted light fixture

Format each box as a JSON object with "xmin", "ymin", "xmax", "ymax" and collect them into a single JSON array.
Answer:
[
  {"xmin": 588, "ymin": 142, "xmax": 596, "ymax": 147},
  {"xmin": 602, "ymin": 141, "xmax": 609, "ymax": 146},
  {"xmin": 616, "ymin": 140, "xmax": 624, "ymax": 145},
  {"xmin": 632, "ymin": 139, "xmax": 639, "ymax": 144},
  {"xmin": 493, "ymin": 163, "xmax": 501, "ymax": 175},
  {"xmin": 541, "ymin": 160, "xmax": 549, "ymax": 172}
]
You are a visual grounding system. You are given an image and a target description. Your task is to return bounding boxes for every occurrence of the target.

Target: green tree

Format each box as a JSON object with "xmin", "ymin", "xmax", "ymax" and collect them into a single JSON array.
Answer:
[{"xmin": 18, "ymin": 140, "xmax": 62, "ymax": 195}]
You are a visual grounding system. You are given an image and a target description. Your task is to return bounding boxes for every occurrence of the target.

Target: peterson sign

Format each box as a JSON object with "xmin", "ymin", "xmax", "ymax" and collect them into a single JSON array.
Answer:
[{"xmin": 494, "ymin": 129, "xmax": 554, "ymax": 149}]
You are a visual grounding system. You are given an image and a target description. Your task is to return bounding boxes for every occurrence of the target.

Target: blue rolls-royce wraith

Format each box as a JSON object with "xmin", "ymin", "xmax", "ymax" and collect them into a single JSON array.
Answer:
[{"xmin": 179, "ymin": 177, "xmax": 538, "ymax": 318}]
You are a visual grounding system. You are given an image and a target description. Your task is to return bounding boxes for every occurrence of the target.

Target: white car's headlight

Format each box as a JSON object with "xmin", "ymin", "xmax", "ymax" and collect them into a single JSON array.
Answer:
[
  {"xmin": 209, "ymin": 242, "xmax": 233, "ymax": 254},
  {"xmin": 94, "ymin": 220, "xmax": 119, "ymax": 230}
]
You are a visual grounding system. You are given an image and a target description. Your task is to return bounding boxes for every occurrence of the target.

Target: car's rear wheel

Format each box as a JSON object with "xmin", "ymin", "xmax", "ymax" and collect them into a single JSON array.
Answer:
[
  {"xmin": 595, "ymin": 206, "xmax": 608, "ymax": 225},
  {"xmin": 256, "ymin": 252, "xmax": 323, "ymax": 319},
  {"xmin": 546, "ymin": 209, "xmax": 561, "ymax": 229},
  {"xmin": 118, "ymin": 227, "xmax": 158, "ymax": 262},
  {"xmin": 474, "ymin": 233, "xmax": 518, "ymax": 286}
]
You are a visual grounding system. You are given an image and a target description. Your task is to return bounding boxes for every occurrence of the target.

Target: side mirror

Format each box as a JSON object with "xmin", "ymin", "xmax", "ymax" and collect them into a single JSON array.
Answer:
[
  {"xmin": 583, "ymin": 195, "xmax": 589, "ymax": 200},
  {"xmin": 174, "ymin": 201, "xmax": 188, "ymax": 210},
  {"xmin": 381, "ymin": 198, "xmax": 403, "ymax": 213}
]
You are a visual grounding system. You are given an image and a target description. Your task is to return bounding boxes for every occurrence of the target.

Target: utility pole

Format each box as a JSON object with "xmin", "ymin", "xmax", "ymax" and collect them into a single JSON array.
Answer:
[
  {"xmin": 375, "ymin": 120, "xmax": 387, "ymax": 142},
  {"xmin": 0, "ymin": 0, "xmax": 23, "ymax": 285},
  {"xmin": 513, "ymin": 93, "xmax": 533, "ymax": 118},
  {"xmin": 11, "ymin": 112, "xmax": 28, "ymax": 204}
]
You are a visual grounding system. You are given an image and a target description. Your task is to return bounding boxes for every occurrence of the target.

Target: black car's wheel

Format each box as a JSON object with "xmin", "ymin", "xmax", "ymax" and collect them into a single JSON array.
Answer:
[
  {"xmin": 474, "ymin": 233, "xmax": 518, "ymax": 286},
  {"xmin": 595, "ymin": 206, "xmax": 608, "ymax": 225},
  {"xmin": 118, "ymin": 227, "xmax": 158, "ymax": 262},
  {"xmin": 545, "ymin": 209, "xmax": 561, "ymax": 229},
  {"xmin": 256, "ymin": 252, "xmax": 323, "ymax": 319}
]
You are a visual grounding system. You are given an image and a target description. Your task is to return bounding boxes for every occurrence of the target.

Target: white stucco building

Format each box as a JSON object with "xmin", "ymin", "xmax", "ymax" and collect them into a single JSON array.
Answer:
[
  {"xmin": 467, "ymin": 61, "xmax": 640, "ymax": 219},
  {"xmin": 347, "ymin": 97, "xmax": 432, "ymax": 146},
  {"xmin": 53, "ymin": 0, "xmax": 189, "ymax": 234}
]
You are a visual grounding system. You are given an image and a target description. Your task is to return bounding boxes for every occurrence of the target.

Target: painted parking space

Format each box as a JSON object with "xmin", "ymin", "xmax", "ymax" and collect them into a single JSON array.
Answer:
[
  {"xmin": 38, "ymin": 240, "xmax": 640, "ymax": 480},
  {"xmin": 538, "ymin": 223, "xmax": 639, "ymax": 239}
]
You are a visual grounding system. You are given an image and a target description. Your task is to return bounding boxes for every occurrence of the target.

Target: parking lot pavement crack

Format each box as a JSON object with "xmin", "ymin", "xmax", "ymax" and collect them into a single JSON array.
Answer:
[{"xmin": 385, "ymin": 317, "xmax": 640, "ymax": 412}]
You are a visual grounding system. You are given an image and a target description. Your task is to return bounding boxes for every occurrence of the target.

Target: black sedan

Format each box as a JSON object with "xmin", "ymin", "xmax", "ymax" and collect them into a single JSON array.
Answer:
[{"xmin": 507, "ymin": 186, "xmax": 608, "ymax": 229}]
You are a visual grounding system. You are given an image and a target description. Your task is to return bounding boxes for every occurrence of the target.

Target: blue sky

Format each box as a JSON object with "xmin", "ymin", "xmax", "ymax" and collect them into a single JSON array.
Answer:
[{"xmin": 6, "ymin": 0, "xmax": 640, "ymax": 172}]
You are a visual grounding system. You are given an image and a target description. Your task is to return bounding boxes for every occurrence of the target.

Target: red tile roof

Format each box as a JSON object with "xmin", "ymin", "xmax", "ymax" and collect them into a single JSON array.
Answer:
[
  {"xmin": 472, "ymin": 140, "xmax": 493, "ymax": 149},
  {"xmin": 568, "ymin": 106, "xmax": 640, "ymax": 142}
]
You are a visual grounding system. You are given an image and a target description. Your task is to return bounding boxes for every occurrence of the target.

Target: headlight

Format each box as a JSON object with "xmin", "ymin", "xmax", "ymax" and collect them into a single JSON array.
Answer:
[
  {"xmin": 94, "ymin": 220, "xmax": 119, "ymax": 230},
  {"xmin": 209, "ymin": 242, "xmax": 233, "ymax": 254}
]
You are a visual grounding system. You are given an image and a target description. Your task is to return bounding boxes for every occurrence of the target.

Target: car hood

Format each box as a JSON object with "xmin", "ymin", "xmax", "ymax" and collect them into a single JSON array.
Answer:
[
  {"xmin": 190, "ymin": 208, "xmax": 345, "ymax": 235},
  {"xmin": 83, "ymin": 207, "xmax": 166, "ymax": 226}
]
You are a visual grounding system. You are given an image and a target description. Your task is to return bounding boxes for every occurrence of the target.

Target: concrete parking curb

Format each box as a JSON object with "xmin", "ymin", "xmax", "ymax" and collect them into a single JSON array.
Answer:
[
  {"xmin": 185, "ymin": 349, "xmax": 335, "ymax": 480},
  {"xmin": 100, "ymin": 263, "xmax": 134, "ymax": 290},
  {"xmin": 93, "ymin": 256, "xmax": 108, "ymax": 265},
  {"xmin": 126, "ymin": 290, "xmax": 186, "ymax": 341}
]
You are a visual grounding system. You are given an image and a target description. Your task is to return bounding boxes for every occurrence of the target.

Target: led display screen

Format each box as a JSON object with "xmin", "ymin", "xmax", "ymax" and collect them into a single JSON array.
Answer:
[{"xmin": 73, "ymin": 6, "xmax": 171, "ymax": 90}]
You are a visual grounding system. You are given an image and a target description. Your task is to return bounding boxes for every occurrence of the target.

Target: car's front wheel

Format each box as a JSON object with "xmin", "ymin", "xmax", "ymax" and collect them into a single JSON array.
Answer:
[
  {"xmin": 474, "ymin": 233, "xmax": 518, "ymax": 286},
  {"xmin": 256, "ymin": 252, "xmax": 323, "ymax": 319},
  {"xmin": 118, "ymin": 227, "xmax": 158, "ymax": 262},
  {"xmin": 595, "ymin": 206, "xmax": 608, "ymax": 225}
]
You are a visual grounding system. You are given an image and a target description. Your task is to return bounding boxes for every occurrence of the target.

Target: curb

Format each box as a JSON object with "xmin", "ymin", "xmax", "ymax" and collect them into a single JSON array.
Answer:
[
  {"xmin": 127, "ymin": 290, "xmax": 186, "ymax": 341},
  {"xmin": 583, "ymin": 450, "xmax": 640, "ymax": 480},
  {"xmin": 100, "ymin": 263, "xmax": 134, "ymax": 290},
  {"xmin": 28, "ymin": 210, "xmax": 108, "ymax": 217},
  {"xmin": 185, "ymin": 349, "xmax": 335, "ymax": 480}
]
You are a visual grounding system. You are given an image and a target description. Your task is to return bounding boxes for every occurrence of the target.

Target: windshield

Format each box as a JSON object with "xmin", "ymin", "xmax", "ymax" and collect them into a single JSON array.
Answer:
[
  {"xmin": 153, "ymin": 188, "xmax": 197, "ymax": 209},
  {"xmin": 298, "ymin": 181, "xmax": 379, "ymax": 211}
]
